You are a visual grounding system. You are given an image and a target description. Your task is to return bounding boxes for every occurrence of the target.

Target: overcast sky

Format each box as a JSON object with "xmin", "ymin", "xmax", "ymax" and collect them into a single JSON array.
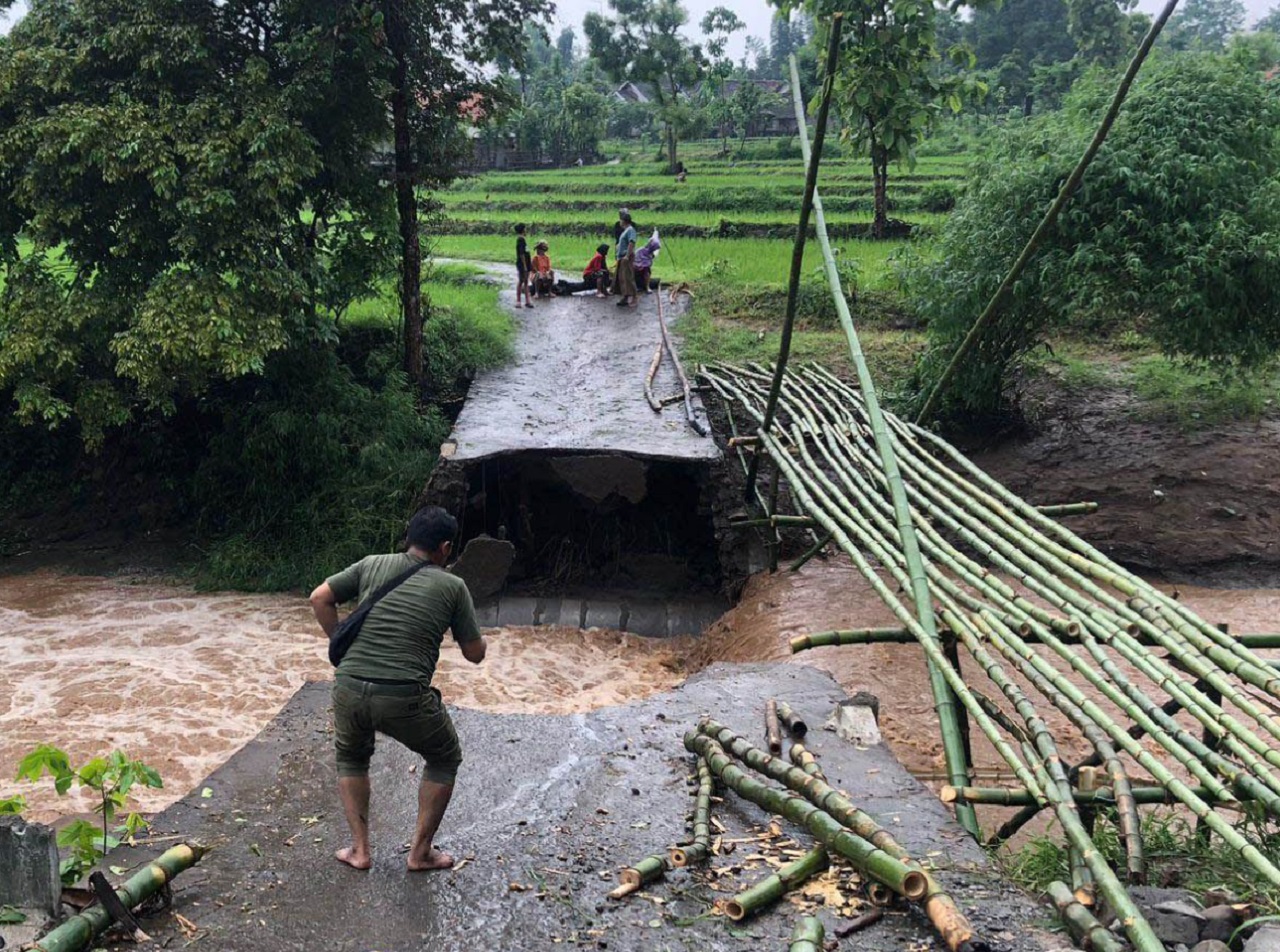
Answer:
[{"xmin": 3, "ymin": 0, "xmax": 1278, "ymax": 61}]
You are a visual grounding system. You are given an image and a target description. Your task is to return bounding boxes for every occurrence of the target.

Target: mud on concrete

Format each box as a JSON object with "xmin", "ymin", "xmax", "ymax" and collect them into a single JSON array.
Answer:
[{"xmin": 104, "ymin": 664, "xmax": 1055, "ymax": 952}]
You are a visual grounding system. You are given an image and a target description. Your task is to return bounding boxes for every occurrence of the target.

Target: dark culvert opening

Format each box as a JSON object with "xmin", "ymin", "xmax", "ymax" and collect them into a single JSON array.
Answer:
[{"xmin": 444, "ymin": 452, "xmax": 730, "ymax": 636}]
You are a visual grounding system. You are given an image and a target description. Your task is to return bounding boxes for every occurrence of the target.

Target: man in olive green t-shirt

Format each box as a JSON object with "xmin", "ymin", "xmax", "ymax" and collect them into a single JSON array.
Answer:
[{"xmin": 310, "ymin": 506, "xmax": 486, "ymax": 872}]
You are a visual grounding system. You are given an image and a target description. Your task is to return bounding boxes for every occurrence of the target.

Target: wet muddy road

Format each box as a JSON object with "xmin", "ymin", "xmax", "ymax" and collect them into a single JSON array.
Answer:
[{"xmin": 2, "ymin": 562, "xmax": 1275, "ymax": 820}]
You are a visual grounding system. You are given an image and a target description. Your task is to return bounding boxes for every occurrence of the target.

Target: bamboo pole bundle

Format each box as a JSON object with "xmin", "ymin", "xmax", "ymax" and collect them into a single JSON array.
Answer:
[
  {"xmin": 724, "ymin": 847, "xmax": 829, "ymax": 921},
  {"xmin": 1046, "ymin": 881, "xmax": 1125, "ymax": 952},
  {"xmin": 789, "ymin": 916, "xmax": 825, "ymax": 952},
  {"xmin": 670, "ymin": 757, "xmax": 714, "ymax": 868},
  {"xmin": 685, "ymin": 732, "xmax": 928, "ymax": 901},
  {"xmin": 697, "ymin": 720, "xmax": 986, "ymax": 952},
  {"xmin": 1036, "ymin": 503, "xmax": 1099, "ymax": 517},
  {"xmin": 31, "ymin": 843, "xmax": 208, "ymax": 952}
]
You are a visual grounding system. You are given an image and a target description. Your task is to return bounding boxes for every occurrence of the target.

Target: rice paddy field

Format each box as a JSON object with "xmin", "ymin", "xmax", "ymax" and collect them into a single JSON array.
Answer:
[{"xmin": 433, "ymin": 138, "xmax": 972, "ymax": 294}]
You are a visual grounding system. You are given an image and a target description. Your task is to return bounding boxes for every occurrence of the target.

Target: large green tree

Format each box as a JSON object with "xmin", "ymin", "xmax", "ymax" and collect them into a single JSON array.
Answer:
[
  {"xmin": 1165, "ymin": 0, "xmax": 1246, "ymax": 50},
  {"xmin": 585, "ymin": 0, "xmax": 706, "ymax": 172},
  {"xmin": 912, "ymin": 54, "xmax": 1280, "ymax": 421},
  {"xmin": 1256, "ymin": 3, "xmax": 1280, "ymax": 33},
  {"xmin": 0, "ymin": 0, "xmax": 391, "ymax": 443}
]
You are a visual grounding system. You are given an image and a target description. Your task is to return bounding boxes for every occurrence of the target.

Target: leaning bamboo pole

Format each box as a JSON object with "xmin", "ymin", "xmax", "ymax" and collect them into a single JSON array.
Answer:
[
  {"xmin": 784, "ymin": 52, "xmax": 978, "ymax": 837},
  {"xmin": 31, "ymin": 843, "xmax": 208, "ymax": 952},
  {"xmin": 655, "ymin": 281, "xmax": 707, "ymax": 436},
  {"xmin": 670, "ymin": 757, "xmax": 715, "ymax": 868},
  {"xmin": 685, "ymin": 732, "xmax": 928, "ymax": 901}
]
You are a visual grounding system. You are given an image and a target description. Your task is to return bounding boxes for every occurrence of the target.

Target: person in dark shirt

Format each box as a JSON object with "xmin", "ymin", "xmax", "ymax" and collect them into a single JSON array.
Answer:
[{"xmin": 514, "ymin": 223, "xmax": 533, "ymax": 309}]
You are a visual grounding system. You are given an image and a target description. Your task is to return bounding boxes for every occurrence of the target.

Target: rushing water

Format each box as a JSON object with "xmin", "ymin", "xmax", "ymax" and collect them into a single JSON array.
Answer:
[{"xmin": 2, "ymin": 563, "xmax": 1276, "ymax": 821}]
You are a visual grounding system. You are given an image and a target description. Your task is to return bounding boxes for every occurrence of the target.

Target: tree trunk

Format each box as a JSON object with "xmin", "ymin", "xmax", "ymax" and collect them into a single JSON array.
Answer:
[
  {"xmin": 871, "ymin": 143, "xmax": 888, "ymax": 240},
  {"xmin": 667, "ymin": 123, "xmax": 678, "ymax": 174},
  {"xmin": 388, "ymin": 6, "xmax": 426, "ymax": 392}
]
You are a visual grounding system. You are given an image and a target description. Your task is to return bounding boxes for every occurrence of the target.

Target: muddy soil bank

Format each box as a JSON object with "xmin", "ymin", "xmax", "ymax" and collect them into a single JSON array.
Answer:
[
  {"xmin": 101, "ymin": 666, "xmax": 1053, "ymax": 952},
  {"xmin": 964, "ymin": 388, "xmax": 1280, "ymax": 585}
]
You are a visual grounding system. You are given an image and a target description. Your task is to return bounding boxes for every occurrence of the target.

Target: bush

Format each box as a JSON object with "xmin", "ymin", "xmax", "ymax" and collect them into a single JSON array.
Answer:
[{"xmin": 911, "ymin": 53, "xmax": 1280, "ymax": 421}]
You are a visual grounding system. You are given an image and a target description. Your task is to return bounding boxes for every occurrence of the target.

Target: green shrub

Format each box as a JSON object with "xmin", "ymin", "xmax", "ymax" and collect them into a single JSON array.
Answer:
[{"xmin": 912, "ymin": 53, "xmax": 1280, "ymax": 421}]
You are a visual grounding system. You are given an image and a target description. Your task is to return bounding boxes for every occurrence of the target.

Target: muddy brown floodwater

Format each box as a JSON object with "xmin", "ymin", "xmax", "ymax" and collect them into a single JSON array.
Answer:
[{"xmin": 2, "ymin": 563, "xmax": 1276, "ymax": 823}]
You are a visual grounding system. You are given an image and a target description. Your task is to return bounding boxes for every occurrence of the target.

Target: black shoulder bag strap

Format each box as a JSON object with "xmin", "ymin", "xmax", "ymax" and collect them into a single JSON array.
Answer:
[{"xmin": 328, "ymin": 559, "xmax": 433, "ymax": 667}]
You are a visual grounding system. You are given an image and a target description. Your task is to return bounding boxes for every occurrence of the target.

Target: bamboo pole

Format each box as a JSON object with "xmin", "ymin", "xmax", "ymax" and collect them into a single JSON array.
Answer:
[
  {"xmin": 31, "ymin": 843, "xmax": 208, "ymax": 952},
  {"xmin": 941, "ymin": 784, "xmax": 1238, "ymax": 807},
  {"xmin": 670, "ymin": 757, "xmax": 715, "ymax": 867},
  {"xmin": 609, "ymin": 855, "xmax": 667, "ymax": 899},
  {"xmin": 789, "ymin": 916, "xmax": 825, "ymax": 952},
  {"xmin": 776, "ymin": 701, "xmax": 808, "ymax": 738},
  {"xmin": 644, "ymin": 341, "xmax": 664, "ymax": 411},
  {"xmin": 1036, "ymin": 503, "xmax": 1099, "ymax": 517},
  {"xmin": 914, "ymin": 0, "xmax": 1182, "ymax": 424},
  {"xmin": 788, "ymin": 626, "xmax": 1280, "ymax": 650},
  {"xmin": 685, "ymin": 732, "xmax": 928, "ymax": 900},
  {"xmin": 789, "ymin": 530, "xmax": 833, "ymax": 571},
  {"xmin": 784, "ymin": 55, "xmax": 978, "ymax": 836},
  {"xmin": 655, "ymin": 280, "xmax": 707, "ymax": 436},
  {"xmin": 724, "ymin": 847, "xmax": 829, "ymax": 921},
  {"xmin": 1046, "ymin": 881, "xmax": 1125, "ymax": 952},
  {"xmin": 765, "ymin": 699, "xmax": 783, "ymax": 754},
  {"xmin": 744, "ymin": 14, "xmax": 843, "ymax": 499}
]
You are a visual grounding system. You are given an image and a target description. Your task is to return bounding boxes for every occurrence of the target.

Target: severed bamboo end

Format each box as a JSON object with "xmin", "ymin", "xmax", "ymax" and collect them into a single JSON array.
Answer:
[
  {"xmin": 902, "ymin": 871, "xmax": 929, "ymax": 901},
  {"xmin": 724, "ymin": 899, "xmax": 747, "ymax": 922},
  {"xmin": 608, "ymin": 881, "xmax": 640, "ymax": 900},
  {"xmin": 866, "ymin": 882, "xmax": 895, "ymax": 907},
  {"xmin": 939, "ymin": 785, "xmax": 959, "ymax": 803}
]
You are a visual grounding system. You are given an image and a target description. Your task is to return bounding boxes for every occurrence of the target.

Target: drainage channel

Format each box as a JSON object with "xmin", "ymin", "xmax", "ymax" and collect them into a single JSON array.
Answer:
[{"xmin": 472, "ymin": 593, "xmax": 729, "ymax": 638}]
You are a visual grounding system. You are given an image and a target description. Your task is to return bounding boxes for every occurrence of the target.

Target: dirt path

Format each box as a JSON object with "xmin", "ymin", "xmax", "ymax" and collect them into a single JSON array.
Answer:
[{"xmin": 444, "ymin": 269, "xmax": 716, "ymax": 462}]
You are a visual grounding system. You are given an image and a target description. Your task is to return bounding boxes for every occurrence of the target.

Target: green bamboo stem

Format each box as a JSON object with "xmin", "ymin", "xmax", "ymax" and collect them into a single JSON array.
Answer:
[
  {"xmin": 785, "ymin": 52, "xmax": 978, "ymax": 838},
  {"xmin": 776, "ymin": 701, "xmax": 808, "ymax": 737},
  {"xmin": 31, "ymin": 843, "xmax": 208, "ymax": 952},
  {"xmin": 685, "ymin": 732, "xmax": 928, "ymax": 901},
  {"xmin": 610, "ymin": 854, "xmax": 668, "ymax": 898},
  {"xmin": 725, "ymin": 846, "xmax": 829, "ymax": 921},
  {"xmin": 789, "ymin": 530, "xmax": 834, "ymax": 571},
  {"xmin": 1036, "ymin": 503, "xmax": 1099, "ymax": 517},
  {"xmin": 670, "ymin": 756, "xmax": 715, "ymax": 867},
  {"xmin": 1046, "ymin": 881, "xmax": 1126, "ymax": 952},
  {"xmin": 942, "ymin": 784, "xmax": 1238, "ymax": 807},
  {"xmin": 745, "ymin": 15, "xmax": 843, "ymax": 498},
  {"xmin": 790, "ymin": 628, "xmax": 912, "ymax": 652},
  {"xmin": 914, "ymin": 0, "xmax": 1182, "ymax": 425},
  {"xmin": 789, "ymin": 916, "xmax": 825, "ymax": 952}
]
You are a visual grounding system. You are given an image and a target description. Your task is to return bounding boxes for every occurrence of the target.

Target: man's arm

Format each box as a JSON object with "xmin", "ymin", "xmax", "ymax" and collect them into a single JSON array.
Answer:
[
  {"xmin": 310, "ymin": 582, "xmax": 341, "ymax": 636},
  {"xmin": 451, "ymin": 583, "xmax": 486, "ymax": 664},
  {"xmin": 460, "ymin": 636, "xmax": 487, "ymax": 665}
]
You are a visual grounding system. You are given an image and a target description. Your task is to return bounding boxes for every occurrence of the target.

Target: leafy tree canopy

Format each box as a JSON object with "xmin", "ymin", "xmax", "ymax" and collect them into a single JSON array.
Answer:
[
  {"xmin": 912, "ymin": 53, "xmax": 1280, "ymax": 421},
  {"xmin": 1256, "ymin": 3, "xmax": 1280, "ymax": 33},
  {"xmin": 1165, "ymin": 0, "xmax": 1247, "ymax": 50}
]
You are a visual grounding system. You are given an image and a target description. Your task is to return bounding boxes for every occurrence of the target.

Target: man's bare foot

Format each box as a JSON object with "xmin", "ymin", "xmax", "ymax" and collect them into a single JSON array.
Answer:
[
  {"xmin": 335, "ymin": 846, "xmax": 372, "ymax": 870},
  {"xmin": 407, "ymin": 847, "xmax": 454, "ymax": 871}
]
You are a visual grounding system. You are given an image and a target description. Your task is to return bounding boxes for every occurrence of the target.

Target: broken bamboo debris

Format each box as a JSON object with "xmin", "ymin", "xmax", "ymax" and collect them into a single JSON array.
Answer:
[
  {"xmin": 776, "ymin": 701, "xmax": 808, "ymax": 737},
  {"xmin": 724, "ymin": 846, "xmax": 829, "ymax": 922},
  {"xmin": 670, "ymin": 757, "xmax": 715, "ymax": 868},
  {"xmin": 31, "ymin": 843, "xmax": 208, "ymax": 952},
  {"xmin": 765, "ymin": 699, "xmax": 783, "ymax": 754},
  {"xmin": 685, "ymin": 732, "xmax": 928, "ymax": 901},
  {"xmin": 1036, "ymin": 503, "xmax": 1099, "ymax": 517},
  {"xmin": 1046, "ymin": 881, "xmax": 1125, "ymax": 952},
  {"xmin": 788, "ymin": 916, "xmax": 825, "ymax": 952},
  {"xmin": 609, "ymin": 855, "xmax": 668, "ymax": 899},
  {"xmin": 836, "ymin": 908, "xmax": 884, "ymax": 937},
  {"xmin": 696, "ymin": 720, "xmax": 986, "ymax": 952}
]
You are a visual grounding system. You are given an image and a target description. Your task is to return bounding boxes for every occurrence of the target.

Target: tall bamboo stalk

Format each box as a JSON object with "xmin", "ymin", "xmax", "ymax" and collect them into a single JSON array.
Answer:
[{"xmin": 784, "ymin": 53, "xmax": 978, "ymax": 836}]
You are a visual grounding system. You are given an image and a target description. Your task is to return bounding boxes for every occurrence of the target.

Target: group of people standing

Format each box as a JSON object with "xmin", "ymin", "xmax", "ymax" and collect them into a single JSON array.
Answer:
[{"xmin": 514, "ymin": 208, "xmax": 660, "ymax": 310}]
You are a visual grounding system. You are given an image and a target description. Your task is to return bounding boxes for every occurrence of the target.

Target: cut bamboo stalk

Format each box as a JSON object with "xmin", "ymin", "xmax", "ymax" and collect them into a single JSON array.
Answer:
[
  {"xmin": 776, "ymin": 701, "xmax": 808, "ymax": 737},
  {"xmin": 669, "ymin": 757, "xmax": 714, "ymax": 868},
  {"xmin": 1046, "ymin": 881, "xmax": 1125, "ymax": 952},
  {"xmin": 31, "ymin": 843, "xmax": 208, "ymax": 952},
  {"xmin": 765, "ymin": 700, "xmax": 783, "ymax": 754},
  {"xmin": 790, "ymin": 628, "xmax": 912, "ymax": 652},
  {"xmin": 788, "ymin": 530, "xmax": 833, "ymax": 571},
  {"xmin": 789, "ymin": 915, "xmax": 825, "ymax": 952},
  {"xmin": 655, "ymin": 280, "xmax": 707, "ymax": 436},
  {"xmin": 644, "ymin": 341, "xmax": 664, "ymax": 411},
  {"xmin": 724, "ymin": 847, "xmax": 828, "ymax": 921},
  {"xmin": 941, "ymin": 784, "xmax": 1238, "ymax": 807},
  {"xmin": 1036, "ymin": 503, "xmax": 1099, "ymax": 517},
  {"xmin": 610, "ymin": 854, "xmax": 667, "ymax": 898}
]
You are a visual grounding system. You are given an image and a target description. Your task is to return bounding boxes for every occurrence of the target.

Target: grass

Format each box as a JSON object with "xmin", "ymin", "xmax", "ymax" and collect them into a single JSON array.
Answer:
[
  {"xmin": 999, "ymin": 809, "xmax": 1280, "ymax": 915},
  {"xmin": 1131, "ymin": 357, "xmax": 1280, "ymax": 427},
  {"xmin": 441, "ymin": 207, "xmax": 952, "ymax": 231}
]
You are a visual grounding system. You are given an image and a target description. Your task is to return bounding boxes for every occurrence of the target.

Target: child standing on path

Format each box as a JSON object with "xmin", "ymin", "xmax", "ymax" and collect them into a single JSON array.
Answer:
[
  {"xmin": 614, "ymin": 209, "xmax": 638, "ymax": 308},
  {"xmin": 514, "ymin": 224, "xmax": 533, "ymax": 309}
]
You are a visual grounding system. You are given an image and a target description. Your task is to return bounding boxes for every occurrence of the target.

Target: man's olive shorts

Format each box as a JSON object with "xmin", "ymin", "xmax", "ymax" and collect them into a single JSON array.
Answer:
[{"xmin": 332, "ymin": 676, "xmax": 462, "ymax": 785}]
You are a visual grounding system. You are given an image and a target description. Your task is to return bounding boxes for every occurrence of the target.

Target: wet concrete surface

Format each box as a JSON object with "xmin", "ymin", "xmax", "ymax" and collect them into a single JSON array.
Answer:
[
  {"xmin": 444, "ymin": 268, "xmax": 718, "ymax": 462},
  {"xmin": 110, "ymin": 664, "xmax": 1054, "ymax": 951}
]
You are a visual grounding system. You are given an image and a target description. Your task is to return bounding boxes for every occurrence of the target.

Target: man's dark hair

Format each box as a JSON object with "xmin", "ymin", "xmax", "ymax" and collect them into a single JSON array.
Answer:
[
  {"xmin": 514, "ymin": 223, "xmax": 526, "ymax": 234},
  {"xmin": 597, "ymin": 243, "xmax": 609, "ymax": 254},
  {"xmin": 407, "ymin": 506, "xmax": 458, "ymax": 552}
]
